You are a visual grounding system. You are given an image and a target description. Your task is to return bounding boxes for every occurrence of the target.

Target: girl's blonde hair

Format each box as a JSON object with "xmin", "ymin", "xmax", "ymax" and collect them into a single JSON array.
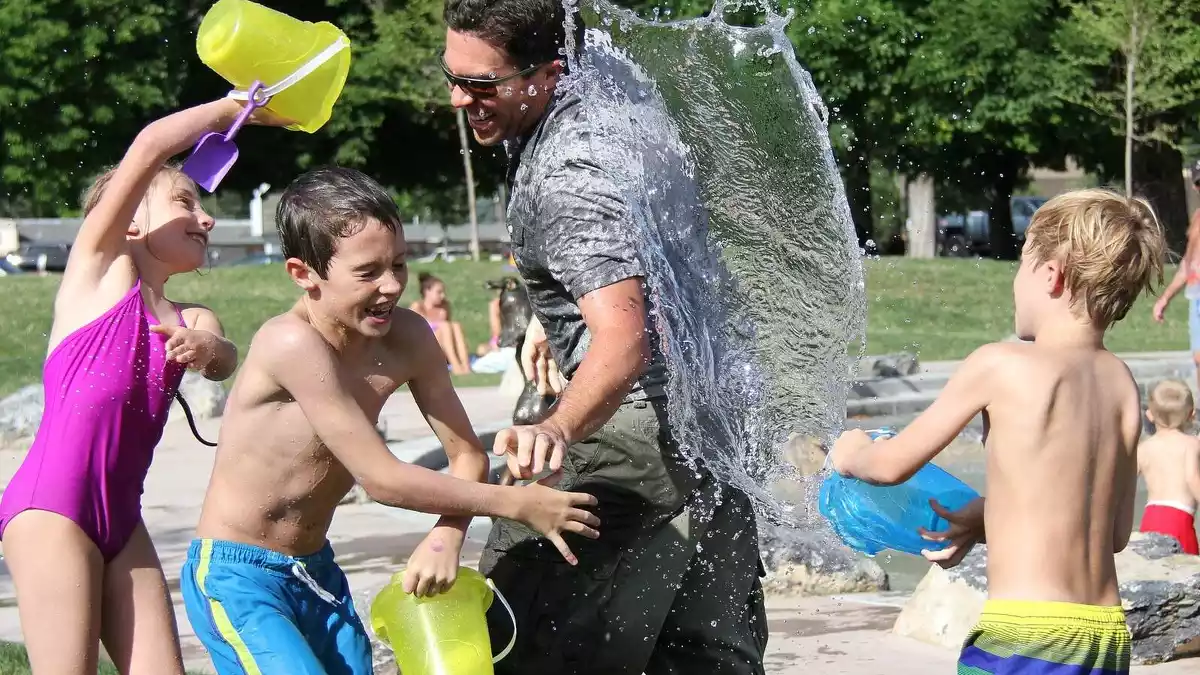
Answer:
[
  {"xmin": 1024, "ymin": 188, "xmax": 1166, "ymax": 329},
  {"xmin": 80, "ymin": 162, "xmax": 189, "ymax": 217}
]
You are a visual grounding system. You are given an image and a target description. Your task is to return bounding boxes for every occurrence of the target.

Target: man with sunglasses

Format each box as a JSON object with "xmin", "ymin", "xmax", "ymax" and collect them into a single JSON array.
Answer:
[{"xmin": 443, "ymin": 1, "xmax": 768, "ymax": 674}]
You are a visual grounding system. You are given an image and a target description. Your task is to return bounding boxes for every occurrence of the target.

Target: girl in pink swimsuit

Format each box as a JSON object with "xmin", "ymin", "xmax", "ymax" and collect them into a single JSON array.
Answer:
[
  {"xmin": 0, "ymin": 98, "xmax": 285, "ymax": 674},
  {"xmin": 409, "ymin": 272, "xmax": 473, "ymax": 374}
]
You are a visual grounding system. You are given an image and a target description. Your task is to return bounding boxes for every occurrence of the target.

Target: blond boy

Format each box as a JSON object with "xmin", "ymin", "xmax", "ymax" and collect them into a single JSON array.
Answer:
[
  {"xmin": 832, "ymin": 188, "xmax": 1166, "ymax": 674},
  {"xmin": 1137, "ymin": 379, "xmax": 1200, "ymax": 554}
]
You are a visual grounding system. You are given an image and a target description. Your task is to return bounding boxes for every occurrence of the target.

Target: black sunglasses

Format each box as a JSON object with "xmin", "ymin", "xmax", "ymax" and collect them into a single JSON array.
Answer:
[{"xmin": 440, "ymin": 54, "xmax": 544, "ymax": 99}]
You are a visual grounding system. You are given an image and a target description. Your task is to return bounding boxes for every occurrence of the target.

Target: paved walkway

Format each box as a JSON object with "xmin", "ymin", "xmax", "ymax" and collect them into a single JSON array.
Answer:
[{"xmin": 0, "ymin": 387, "xmax": 1194, "ymax": 674}]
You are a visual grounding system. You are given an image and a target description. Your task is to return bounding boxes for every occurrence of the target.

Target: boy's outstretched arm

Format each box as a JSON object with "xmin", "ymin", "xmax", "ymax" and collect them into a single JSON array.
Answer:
[
  {"xmin": 834, "ymin": 343, "xmax": 1000, "ymax": 485},
  {"xmin": 257, "ymin": 318, "xmax": 600, "ymax": 563},
  {"xmin": 404, "ymin": 320, "xmax": 491, "ymax": 594},
  {"xmin": 1113, "ymin": 460, "xmax": 1137, "ymax": 553}
]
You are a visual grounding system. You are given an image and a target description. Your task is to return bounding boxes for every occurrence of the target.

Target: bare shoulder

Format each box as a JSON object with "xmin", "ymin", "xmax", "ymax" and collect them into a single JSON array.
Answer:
[
  {"xmin": 248, "ymin": 312, "xmax": 334, "ymax": 368},
  {"xmin": 1096, "ymin": 350, "xmax": 1140, "ymax": 397},
  {"xmin": 962, "ymin": 341, "xmax": 1031, "ymax": 375}
]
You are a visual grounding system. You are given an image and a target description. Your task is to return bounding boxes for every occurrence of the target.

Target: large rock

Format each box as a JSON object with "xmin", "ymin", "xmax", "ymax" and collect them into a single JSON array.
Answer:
[
  {"xmin": 852, "ymin": 352, "xmax": 920, "ymax": 379},
  {"xmin": 759, "ymin": 520, "xmax": 890, "ymax": 596},
  {"xmin": 498, "ymin": 360, "xmax": 526, "ymax": 398},
  {"xmin": 0, "ymin": 384, "xmax": 44, "ymax": 444},
  {"xmin": 170, "ymin": 371, "xmax": 229, "ymax": 420},
  {"xmin": 892, "ymin": 533, "xmax": 1200, "ymax": 665},
  {"xmin": 761, "ymin": 434, "xmax": 889, "ymax": 595}
]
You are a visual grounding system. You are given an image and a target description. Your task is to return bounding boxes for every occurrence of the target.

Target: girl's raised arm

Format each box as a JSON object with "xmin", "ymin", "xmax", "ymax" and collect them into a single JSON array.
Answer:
[{"xmin": 67, "ymin": 99, "xmax": 276, "ymax": 287}]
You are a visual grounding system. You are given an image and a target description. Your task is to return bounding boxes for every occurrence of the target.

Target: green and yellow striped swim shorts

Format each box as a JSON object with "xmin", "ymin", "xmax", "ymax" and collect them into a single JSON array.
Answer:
[{"xmin": 958, "ymin": 599, "xmax": 1131, "ymax": 675}]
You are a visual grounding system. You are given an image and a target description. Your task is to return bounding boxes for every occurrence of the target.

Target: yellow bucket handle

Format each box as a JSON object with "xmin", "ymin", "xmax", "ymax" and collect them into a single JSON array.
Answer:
[
  {"xmin": 226, "ymin": 35, "xmax": 350, "ymax": 103},
  {"xmin": 486, "ymin": 578, "xmax": 517, "ymax": 663}
]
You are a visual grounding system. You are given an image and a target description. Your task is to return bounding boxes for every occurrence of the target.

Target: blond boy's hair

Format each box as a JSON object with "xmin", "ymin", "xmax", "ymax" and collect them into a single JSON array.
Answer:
[
  {"xmin": 1149, "ymin": 379, "xmax": 1194, "ymax": 430},
  {"xmin": 1024, "ymin": 188, "xmax": 1166, "ymax": 329}
]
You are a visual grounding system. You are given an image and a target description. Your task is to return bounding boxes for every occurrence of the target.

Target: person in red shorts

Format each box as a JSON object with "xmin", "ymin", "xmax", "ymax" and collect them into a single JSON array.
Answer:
[{"xmin": 1138, "ymin": 379, "xmax": 1200, "ymax": 554}]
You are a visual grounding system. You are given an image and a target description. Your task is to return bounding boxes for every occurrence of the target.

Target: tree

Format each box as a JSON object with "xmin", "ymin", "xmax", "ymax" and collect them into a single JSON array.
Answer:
[
  {"xmin": 1054, "ymin": 0, "xmax": 1200, "ymax": 196},
  {"xmin": 786, "ymin": 0, "xmax": 922, "ymax": 247},
  {"xmin": 0, "ymin": 0, "xmax": 199, "ymax": 214},
  {"xmin": 900, "ymin": 0, "xmax": 1070, "ymax": 259}
]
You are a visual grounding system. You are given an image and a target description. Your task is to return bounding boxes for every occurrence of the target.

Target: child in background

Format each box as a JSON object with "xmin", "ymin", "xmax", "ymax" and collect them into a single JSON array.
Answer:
[
  {"xmin": 181, "ymin": 167, "xmax": 599, "ymax": 675},
  {"xmin": 1137, "ymin": 379, "xmax": 1200, "ymax": 554},
  {"xmin": 832, "ymin": 188, "xmax": 1166, "ymax": 675},
  {"xmin": 0, "ymin": 98, "xmax": 280, "ymax": 674}
]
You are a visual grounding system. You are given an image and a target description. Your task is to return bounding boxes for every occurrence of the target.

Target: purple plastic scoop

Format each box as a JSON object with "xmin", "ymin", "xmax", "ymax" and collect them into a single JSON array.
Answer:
[{"xmin": 182, "ymin": 81, "xmax": 268, "ymax": 192}]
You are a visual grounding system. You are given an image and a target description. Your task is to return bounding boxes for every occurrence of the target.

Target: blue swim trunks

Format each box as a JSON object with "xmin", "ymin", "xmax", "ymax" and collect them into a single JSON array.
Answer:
[{"xmin": 181, "ymin": 538, "xmax": 372, "ymax": 675}]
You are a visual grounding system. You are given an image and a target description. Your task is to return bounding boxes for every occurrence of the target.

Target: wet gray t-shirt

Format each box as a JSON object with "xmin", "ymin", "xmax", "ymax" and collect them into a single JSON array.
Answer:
[{"xmin": 505, "ymin": 90, "xmax": 668, "ymax": 402}]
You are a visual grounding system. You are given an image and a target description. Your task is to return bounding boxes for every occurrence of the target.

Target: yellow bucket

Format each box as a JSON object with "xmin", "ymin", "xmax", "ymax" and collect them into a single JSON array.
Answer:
[
  {"xmin": 370, "ymin": 567, "xmax": 516, "ymax": 675},
  {"xmin": 196, "ymin": 0, "xmax": 351, "ymax": 133}
]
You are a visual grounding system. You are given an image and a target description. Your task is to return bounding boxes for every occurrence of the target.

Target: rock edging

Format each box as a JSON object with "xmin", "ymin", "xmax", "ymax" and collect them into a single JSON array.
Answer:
[{"xmin": 892, "ymin": 533, "xmax": 1200, "ymax": 665}]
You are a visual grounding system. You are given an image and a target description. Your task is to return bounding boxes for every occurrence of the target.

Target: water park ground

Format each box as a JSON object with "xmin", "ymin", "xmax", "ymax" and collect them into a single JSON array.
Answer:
[{"xmin": 0, "ymin": 386, "xmax": 1194, "ymax": 674}]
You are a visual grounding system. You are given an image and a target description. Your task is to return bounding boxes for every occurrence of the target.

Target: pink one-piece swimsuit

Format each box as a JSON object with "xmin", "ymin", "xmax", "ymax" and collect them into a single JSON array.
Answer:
[{"xmin": 0, "ymin": 279, "xmax": 184, "ymax": 561}]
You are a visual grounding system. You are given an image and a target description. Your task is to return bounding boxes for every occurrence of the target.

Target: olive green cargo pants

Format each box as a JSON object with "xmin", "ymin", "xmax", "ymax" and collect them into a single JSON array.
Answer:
[{"xmin": 480, "ymin": 398, "xmax": 768, "ymax": 675}]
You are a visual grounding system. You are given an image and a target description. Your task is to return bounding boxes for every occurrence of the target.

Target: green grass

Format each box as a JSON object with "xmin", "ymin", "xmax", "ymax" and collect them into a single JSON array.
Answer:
[
  {"xmin": 0, "ymin": 257, "xmax": 1187, "ymax": 397},
  {"xmin": 862, "ymin": 258, "xmax": 1187, "ymax": 359},
  {"xmin": 0, "ymin": 642, "xmax": 207, "ymax": 675},
  {"xmin": 0, "ymin": 260, "xmax": 514, "ymax": 398}
]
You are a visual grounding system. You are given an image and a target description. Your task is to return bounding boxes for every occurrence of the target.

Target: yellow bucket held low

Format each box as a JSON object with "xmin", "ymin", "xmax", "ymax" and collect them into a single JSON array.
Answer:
[
  {"xmin": 195, "ymin": 0, "xmax": 351, "ymax": 133},
  {"xmin": 370, "ymin": 567, "xmax": 516, "ymax": 675}
]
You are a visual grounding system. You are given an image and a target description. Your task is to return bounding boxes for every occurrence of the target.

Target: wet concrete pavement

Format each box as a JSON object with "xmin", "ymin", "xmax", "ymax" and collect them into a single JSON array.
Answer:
[{"xmin": 0, "ymin": 386, "xmax": 1195, "ymax": 674}]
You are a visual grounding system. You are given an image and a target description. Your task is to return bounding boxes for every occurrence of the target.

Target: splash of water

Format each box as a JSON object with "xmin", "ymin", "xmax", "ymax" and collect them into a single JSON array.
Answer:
[{"xmin": 557, "ymin": 0, "xmax": 866, "ymax": 528}]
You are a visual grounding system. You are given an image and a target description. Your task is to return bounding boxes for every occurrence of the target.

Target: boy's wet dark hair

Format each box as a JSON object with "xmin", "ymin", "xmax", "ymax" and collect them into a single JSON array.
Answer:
[
  {"xmin": 443, "ymin": 0, "xmax": 585, "ymax": 68},
  {"xmin": 276, "ymin": 166, "xmax": 402, "ymax": 278}
]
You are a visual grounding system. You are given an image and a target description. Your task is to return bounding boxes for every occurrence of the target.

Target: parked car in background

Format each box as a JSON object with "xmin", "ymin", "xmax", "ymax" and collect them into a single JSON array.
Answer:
[
  {"xmin": 6, "ymin": 243, "xmax": 71, "ymax": 272},
  {"xmin": 416, "ymin": 244, "xmax": 472, "ymax": 263},
  {"xmin": 937, "ymin": 196, "xmax": 1049, "ymax": 257},
  {"xmin": 222, "ymin": 251, "xmax": 286, "ymax": 266}
]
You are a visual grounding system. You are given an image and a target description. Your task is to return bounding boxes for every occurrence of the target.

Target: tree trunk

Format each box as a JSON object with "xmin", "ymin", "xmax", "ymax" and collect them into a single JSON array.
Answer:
[
  {"xmin": 456, "ymin": 107, "xmax": 480, "ymax": 262},
  {"xmin": 843, "ymin": 151, "xmax": 874, "ymax": 247},
  {"xmin": 1124, "ymin": 19, "xmax": 1137, "ymax": 197},
  {"xmin": 987, "ymin": 158, "xmax": 1021, "ymax": 261},
  {"xmin": 1134, "ymin": 142, "xmax": 1189, "ymax": 253},
  {"xmin": 906, "ymin": 174, "xmax": 937, "ymax": 258}
]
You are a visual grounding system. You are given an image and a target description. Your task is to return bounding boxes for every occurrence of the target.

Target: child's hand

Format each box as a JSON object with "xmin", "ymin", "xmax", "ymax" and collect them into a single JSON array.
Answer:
[
  {"xmin": 403, "ymin": 527, "xmax": 466, "ymax": 597},
  {"xmin": 830, "ymin": 428, "xmax": 873, "ymax": 477},
  {"xmin": 512, "ymin": 475, "xmax": 600, "ymax": 566},
  {"xmin": 150, "ymin": 324, "xmax": 221, "ymax": 372},
  {"xmin": 213, "ymin": 97, "xmax": 294, "ymax": 129},
  {"xmin": 920, "ymin": 497, "xmax": 985, "ymax": 569}
]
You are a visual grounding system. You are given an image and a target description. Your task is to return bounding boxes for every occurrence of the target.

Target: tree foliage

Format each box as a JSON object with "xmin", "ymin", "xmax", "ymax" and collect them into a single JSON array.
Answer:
[
  {"xmin": 0, "ymin": 0, "xmax": 198, "ymax": 215},
  {"xmin": 1053, "ymin": 0, "xmax": 1200, "ymax": 198},
  {"xmin": 2, "ymin": 0, "xmax": 1198, "ymax": 245}
]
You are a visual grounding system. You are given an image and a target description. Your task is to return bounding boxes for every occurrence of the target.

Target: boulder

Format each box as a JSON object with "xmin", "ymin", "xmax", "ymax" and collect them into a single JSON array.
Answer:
[
  {"xmin": 892, "ymin": 533, "xmax": 1200, "ymax": 665},
  {"xmin": 498, "ymin": 360, "xmax": 526, "ymax": 398},
  {"xmin": 760, "ymin": 434, "xmax": 889, "ymax": 596},
  {"xmin": 759, "ymin": 520, "xmax": 890, "ymax": 596},
  {"xmin": 0, "ymin": 384, "xmax": 44, "ymax": 444},
  {"xmin": 170, "ymin": 371, "xmax": 229, "ymax": 420},
  {"xmin": 852, "ymin": 352, "xmax": 920, "ymax": 379}
]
